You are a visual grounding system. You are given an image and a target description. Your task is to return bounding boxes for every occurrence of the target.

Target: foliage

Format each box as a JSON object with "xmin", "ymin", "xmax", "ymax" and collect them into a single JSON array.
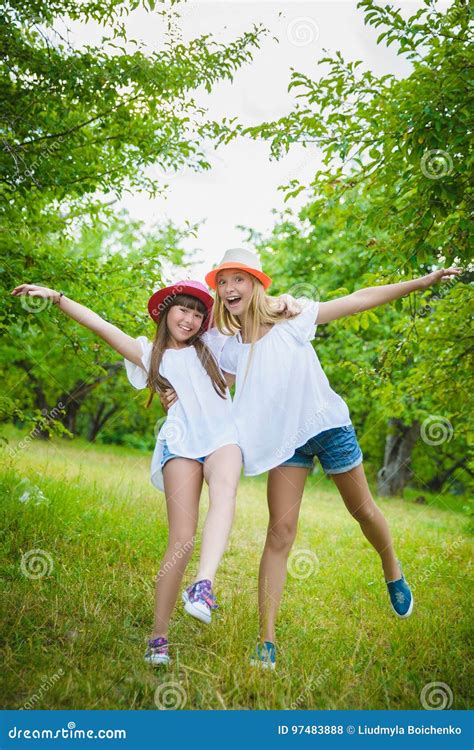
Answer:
[
  {"xmin": 1, "ymin": 0, "xmax": 265, "ymax": 435},
  {"xmin": 235, "ymin": 0, "xmax": 473, "ymax": 493}
]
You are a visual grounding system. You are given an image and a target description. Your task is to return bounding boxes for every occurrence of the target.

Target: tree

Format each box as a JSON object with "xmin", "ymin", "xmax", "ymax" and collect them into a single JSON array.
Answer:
[
  {"xmin": 235, "ymin": 0, "xmax": 472, "ymax": 496},
  {"xmin": 1, "ymin": 0, "xmax": 266, "ymax": 436},
  {"xmin": 243, "ymin": 197, "xmax": 472, "ymax": 497},
  {"xmin": 1, "ymin": 0, "xmax": 264, "ymax": 203},
  {"xmin": 1, "ymin": 211, "xmax": 191, "ymax": 441}
]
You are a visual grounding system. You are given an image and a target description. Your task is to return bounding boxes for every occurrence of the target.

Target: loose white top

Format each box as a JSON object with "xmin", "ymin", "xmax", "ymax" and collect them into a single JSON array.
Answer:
[
  {"xmin": 220, "ymin": 299, "xmax": 352, "ymax": 476},
  {"xmin": 124, "ymin": 328, "xmax": 238, "ymax": 491}
]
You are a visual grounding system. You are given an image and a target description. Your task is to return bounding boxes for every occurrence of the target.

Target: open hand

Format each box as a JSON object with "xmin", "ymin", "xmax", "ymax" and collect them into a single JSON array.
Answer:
[
  {"xmin": 419, "ymin": 267, "xmax": 462, "ymax": 290},
  {"xmin": 160, "ymin": 388, "xmax": 178, "ymax": 413},
  {"xmin": 11, "ymin": 283, "xmax": 61, "ymax": 302}
]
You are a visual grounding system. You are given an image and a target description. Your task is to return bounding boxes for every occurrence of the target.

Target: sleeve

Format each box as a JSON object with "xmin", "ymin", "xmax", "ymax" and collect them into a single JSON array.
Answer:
[
  {"xmin": 201, "ymin": 327, "xmax": 227, "ymax": 361},
  {"xmin": 202, "ymin": 327, "xmax": 235, "ymax": 370},
  {"xmin": 219, "ymin": 336, "xmax": 238, "ymax": 375},
  {"xmin": 280, "ymin": 298, "xmax": 319, "ymax": 343},
  {"xmin": 123, "ymin": 336, "xmax": 153, "ymax": 390}
]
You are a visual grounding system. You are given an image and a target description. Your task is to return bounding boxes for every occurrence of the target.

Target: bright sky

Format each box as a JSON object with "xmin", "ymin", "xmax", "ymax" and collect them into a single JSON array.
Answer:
[{"xmin": 72, "ymin": 1, "xmax": 447, "ymax": 284}]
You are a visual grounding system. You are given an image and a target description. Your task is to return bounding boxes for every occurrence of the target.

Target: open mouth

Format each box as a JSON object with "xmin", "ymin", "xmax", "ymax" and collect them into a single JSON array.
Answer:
[
  {"xmin": 178, "ymin": 324, "xmax": 192, "ymax": 332},
  {"xmin": 226, "ymin": 296, "xmax": 241, "ymax": 309}
]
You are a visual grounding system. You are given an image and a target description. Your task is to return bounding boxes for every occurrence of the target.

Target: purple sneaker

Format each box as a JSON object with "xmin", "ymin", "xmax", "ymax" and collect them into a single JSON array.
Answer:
[
  {"xmin": 144, "ymin": 636, "xmax": 169, "ymax": 666},
  {"xmin": 182, "ymin": 579, "xmax": 218, "ymax": 624}
]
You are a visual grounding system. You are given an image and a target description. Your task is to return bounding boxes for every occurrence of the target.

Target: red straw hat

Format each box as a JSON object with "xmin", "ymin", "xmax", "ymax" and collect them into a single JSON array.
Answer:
[
  {"xmin": 148, "ymin": 280, "xmax": 214, "ymax": 329},
  {"xmin": 205, "ymin": 248, "xmax": 272, "ymax": 290}
]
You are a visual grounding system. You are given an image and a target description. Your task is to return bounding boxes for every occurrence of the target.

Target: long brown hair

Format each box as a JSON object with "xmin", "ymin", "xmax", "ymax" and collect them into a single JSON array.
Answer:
[{"xmin": 145, "ymin": 294, "xmax": 227, "ymax": 408}]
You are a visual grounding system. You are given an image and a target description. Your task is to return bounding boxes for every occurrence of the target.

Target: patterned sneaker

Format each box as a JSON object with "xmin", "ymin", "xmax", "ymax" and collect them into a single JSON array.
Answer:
[
  {"xmin": 249, "ymin": 641, "xmax": 276, "ymax": 671},
  {"xmin": 182, "ymin": 579, "xmax": 218, "ymax": 624},
  {"xmin": 144, "ymin": 636, "xmax": 170, "ymax": 666},
  {"xmin": 386, "ymin": 561, "xmax": 414, "ymax": 618}
]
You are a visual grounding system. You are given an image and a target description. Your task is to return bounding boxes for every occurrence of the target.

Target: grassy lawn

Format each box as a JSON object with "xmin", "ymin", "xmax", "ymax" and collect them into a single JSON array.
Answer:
[{"xmin": 1, "ymin": 429, "xmax": 472, "ymax": 710}]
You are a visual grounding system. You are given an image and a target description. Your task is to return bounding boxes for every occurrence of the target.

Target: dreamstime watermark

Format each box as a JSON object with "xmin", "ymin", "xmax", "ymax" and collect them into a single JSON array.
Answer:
[
  {"xmin": 7, "ymin": 403, "xmax": 65, "ymax": 459},
  {"xmin": 290, "ymin": 668, "xmax": 331, "ymax": 709},
  {"xmin": 8, "ymin": 724, "xmax": 126, "ymax": 740},
  {"xmin": 20, "ymin": 669, "xmax": 65, "ymax": 710},
  {"xmin": 18, "ymin": 479, "xmax": 50, "ymax": 506},
  {"xmin": 287, "ymin": 17, "xmax": 320, "ymax": 47},
  {"xmin": 420, "ymin": 416, "xmax": 453, "ymax": 446},
  {"xmin": 149, "ymin": 282, "xmax": 187, "ymax": 320},
  {"xmin": 154, "ymin": 681, "xmax": 187, "ymax": 710},
  {"xmin": 420, "ymin": 149, "xmax": 453, "ymax": 180},
  {"xmin": 288, "ymin": 548, "xmax": 320, "ymax": 579},
  {"xmin": 159, "ymin": 161, "xmax": 189, "ymax": 182},
  {"xmin": 410, "ymin": 536, "xmax": 463, "ymax": 592},
  {"xmin": 11, "ymin": 133, "xmax": 68, "ymax": 188},
  {"xmin": 275, "ymin": 402, "xmax": 330, "ymax": 460},
  {"xmin": 20, "ymin": 290, "xmax": 54, "ymax": 314},
  {"xmin": 286, "ymin": 282, "xmax": 320, "ymax": 302},
  {"xmin": 417, "ymin": 274, "xmax": 459, "ymax": 317},
  {"xmin": 154, "ymin": 415, "xmax": 188, "ymax": 443},
  {"xmin": 420, "ymin": 681, "xmax": 454, "ymax": 710},
  {"xmin": 157, "ymin": 537, "xmax": 196, "ymax": 580},
  {"xmin": 20, "ymin": 549, "xmax": 54, "ymax": 580}
]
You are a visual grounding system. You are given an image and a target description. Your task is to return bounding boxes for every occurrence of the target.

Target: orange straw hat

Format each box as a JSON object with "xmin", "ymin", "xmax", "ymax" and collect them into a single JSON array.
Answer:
[{"xmin": 205, "ymin": 248, "xmax": 272, "ymax": 290}]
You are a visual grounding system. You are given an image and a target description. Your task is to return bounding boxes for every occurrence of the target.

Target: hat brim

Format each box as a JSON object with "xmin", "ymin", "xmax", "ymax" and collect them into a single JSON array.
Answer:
[
  {"xmin": 148, "ymin": 283, "xmax": 214, "ymax": 329},
  {"xmin": 205, "ymin": 262, "xmax": 272, "ymax": 290}
]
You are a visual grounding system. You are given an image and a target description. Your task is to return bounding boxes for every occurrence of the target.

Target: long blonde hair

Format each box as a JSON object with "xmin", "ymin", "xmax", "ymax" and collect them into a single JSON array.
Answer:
[
  {"xmin": 213, "ymin": 274, "xmax": 299, "ymax": 384},
  {"xmin": 145, "ymin": 294, "xmax": 227, "ymax": 408}
]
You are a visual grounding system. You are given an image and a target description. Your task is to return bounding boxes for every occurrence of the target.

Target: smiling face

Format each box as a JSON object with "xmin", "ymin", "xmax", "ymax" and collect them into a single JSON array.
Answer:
[
  {"xmin": 165, "ymin": 299, "xmax": 206, "ymax": 346},
  {"xmin": 215, "ymin": 269, "xmax": 254, "ymax": 318}
]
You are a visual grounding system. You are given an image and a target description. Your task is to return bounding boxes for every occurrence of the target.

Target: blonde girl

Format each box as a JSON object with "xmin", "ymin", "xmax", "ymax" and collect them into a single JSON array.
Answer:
[{"xmin": 200, "ymin": 249, "xmax": 460, "ymax": 670}]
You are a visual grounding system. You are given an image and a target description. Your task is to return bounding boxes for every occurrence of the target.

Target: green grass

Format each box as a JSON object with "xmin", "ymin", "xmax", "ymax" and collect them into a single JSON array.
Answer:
[{"xmin": 1, "ymin": 429, "xmax": 472, "ymax": 710}]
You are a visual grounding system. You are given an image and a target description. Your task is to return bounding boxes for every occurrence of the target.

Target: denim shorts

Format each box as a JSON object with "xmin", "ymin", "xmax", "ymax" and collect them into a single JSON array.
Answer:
[
  {"xmin": 280, "ymin": 424, "xmax": 363, "ymax": 475},
  {"xmin": 160, "ymin": 441, "xmax": 206, "ymax": 470}
]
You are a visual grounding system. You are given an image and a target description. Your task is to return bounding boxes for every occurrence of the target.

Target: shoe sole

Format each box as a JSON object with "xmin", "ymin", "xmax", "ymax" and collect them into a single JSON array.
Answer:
[
  {"xmin": 144, "ymin": 655, "xmax": 170, "ymax": 666},
  {"xmin": 392, "ymin": 594, "xmax": 414, "ymax": 619},
  {"xmin": 182, "ymin": 591, "xmax": 211, "ymax": 624},
  {"xmin": 249, "ymin": 658, "xmax": 275, "ymax": 671}
]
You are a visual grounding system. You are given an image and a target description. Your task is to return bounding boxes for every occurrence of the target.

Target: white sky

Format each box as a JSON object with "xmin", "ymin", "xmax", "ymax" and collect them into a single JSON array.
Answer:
[{"xmin": 71, "ymin": 1, "xmax": 448, "ymax": 284}]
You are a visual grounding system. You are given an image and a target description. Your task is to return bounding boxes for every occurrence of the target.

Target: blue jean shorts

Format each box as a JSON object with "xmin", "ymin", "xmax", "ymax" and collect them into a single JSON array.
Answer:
[
  {"xmin": 280, "ymin": 424, "xmax": 363, "ymax": 475},
  {"xmin": 160, "ymin": 441, "xmax": 206, "ymax": 470}
]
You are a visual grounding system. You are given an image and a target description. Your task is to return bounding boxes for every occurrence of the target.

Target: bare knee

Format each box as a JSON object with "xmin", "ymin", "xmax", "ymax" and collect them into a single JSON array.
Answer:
[
  {"xmin": 207, "ymin": 475, "xmax": 239, "ymax": 507},
  {"xmin": 266, "ymin": 520, "xmax": 297, "ymax": 554},
  {"xmin": 168, "ymin": 532, "xmax": 196, "ymax": 556},
  {"xmin": 349, "ymin": 498, "xmax": 378, "ymax": 524}
]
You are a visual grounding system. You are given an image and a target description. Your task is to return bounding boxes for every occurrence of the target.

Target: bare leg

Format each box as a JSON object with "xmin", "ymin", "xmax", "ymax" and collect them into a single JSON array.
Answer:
[
  {"xmin": 151, "ymin": 458, "xmax": 203, "ymax": 639},
  {"xmin": 258, "ymin": 466, "xmax": 310, "ymax": 643},
  {"xmin": 330, "ymin": 463, "xmax": 400, "ymax": 581},
  {"xmin": 195, "ymin": 444, "xmax": 242, "ymax": 583}
]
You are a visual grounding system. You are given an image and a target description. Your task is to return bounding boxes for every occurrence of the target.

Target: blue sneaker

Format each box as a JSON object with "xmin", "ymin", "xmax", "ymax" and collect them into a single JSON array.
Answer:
[
  {"xmin": 386, "ymin": 562, "xmax": 414, "ymax": 618},
  {"xmin": 249, "ymin": 641, "xmax": 276, "ymax": 670}
]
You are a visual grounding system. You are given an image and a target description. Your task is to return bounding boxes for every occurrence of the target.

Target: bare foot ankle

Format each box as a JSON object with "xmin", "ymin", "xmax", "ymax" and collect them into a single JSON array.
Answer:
[{"xmin": 384, "ymin": 560, "xmax": 401, "ymax": 582}]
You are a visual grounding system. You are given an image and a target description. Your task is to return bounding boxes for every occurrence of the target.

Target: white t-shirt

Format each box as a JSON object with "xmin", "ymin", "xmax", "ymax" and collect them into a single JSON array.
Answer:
[
  {"xmin": 220, "ymin": 299, "xmax": 352, "ymax": 476},
  {"xmin": 124, "ymin": 328, "xmax": 239, "ymax": 491}
]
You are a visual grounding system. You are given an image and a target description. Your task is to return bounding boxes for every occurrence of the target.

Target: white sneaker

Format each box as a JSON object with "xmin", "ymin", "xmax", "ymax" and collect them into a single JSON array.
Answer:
[
  {"xmin": 144, "ymin": 637, "xmax": 169, "ymax": 666},
  {"xmin": 182, "ymin": 579, "xmax": 218, "ymax": 624}
]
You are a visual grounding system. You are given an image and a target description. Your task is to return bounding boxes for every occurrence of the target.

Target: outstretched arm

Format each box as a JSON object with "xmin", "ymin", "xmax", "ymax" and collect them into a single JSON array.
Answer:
[
  {"xmin": 11, "ymin": 283, "xmax": 145, "ymax": 367},
  {"xmin": 316, "ymin": 267, "xmax": 462, "ymax": 325}
]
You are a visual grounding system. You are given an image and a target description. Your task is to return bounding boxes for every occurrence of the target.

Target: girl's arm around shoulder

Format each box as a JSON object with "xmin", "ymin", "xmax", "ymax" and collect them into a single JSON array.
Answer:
[{"xmin": 11, "ymin": 283, "xmax": 145, "ymax": 368}]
